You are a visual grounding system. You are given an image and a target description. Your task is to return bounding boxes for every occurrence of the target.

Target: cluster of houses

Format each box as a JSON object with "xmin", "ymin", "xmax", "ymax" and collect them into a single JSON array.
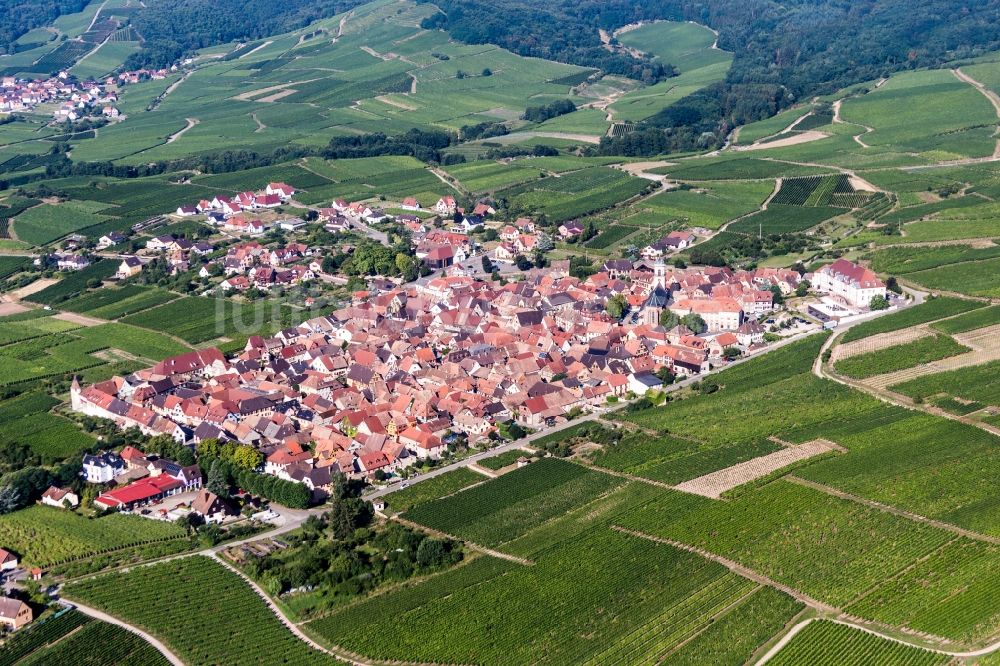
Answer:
[
  {"xmin": 67, "ymin": 253, "xmax": 818, "ymax": 491},
  {"xmin": 0, "ymin": 65, "xmax": 176, "ymax": 119},
  {"xmin": 80, "ymin": 447, "xmax": 202, "ymax": 512},
  {"xmin": 214, "ymin": 240, "xmax": 316, "ymax": 292},
  {"xmin": 175, "ymin": 183, "xmax": 297, "ymax": 224}
]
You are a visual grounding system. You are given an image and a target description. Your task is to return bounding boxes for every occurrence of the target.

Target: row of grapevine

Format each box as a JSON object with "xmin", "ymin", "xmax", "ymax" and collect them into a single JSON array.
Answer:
[
  {"xmin": 768, "ymin": 621, "xmax": 947, "ymax": 665},
  {"xmin": 63, "ymin": 556, "xmax": 334, "ymax": 666}
]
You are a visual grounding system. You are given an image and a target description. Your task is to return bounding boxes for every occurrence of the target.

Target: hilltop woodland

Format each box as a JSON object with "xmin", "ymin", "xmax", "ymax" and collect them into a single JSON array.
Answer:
[{"xmin": 424, "ymin": 0, "xmax": 1000, "ymax": 153}]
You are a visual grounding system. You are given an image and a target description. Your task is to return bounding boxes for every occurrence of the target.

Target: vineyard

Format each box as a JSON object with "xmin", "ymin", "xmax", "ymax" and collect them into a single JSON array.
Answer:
[
  {"xmin": 665, "ymin": 587, "xmax": 803, "ymax": 665},
  {"xmin": 0, "ymin": 256, "xmax": 29, "ymax": 281},
  {"xmin": 840, "ymin": 297, "xmax": 985, "ymax": 343},
  {"xmin": 845, "ymin": 538, "xmax": 1000, "ymax": 644},
  {"xmin": 121, "ymin": 296, "xmax": 297, "ymax": 343},
  {"xmin": 0, "ymin": 609, "xmax": 90, "ymax": 666},
  {"xmin": 60, "ymin": 286, "xmax": 179, "ymax": 320},
  {"xmin": 589, "ymin": 432, "xmax": 782, "ymax": 485},
  {"xmin": 617, "ymin": 481, "xmax": 953, "ymax": 607},
  {"xmin": 833, "ymin": 333, "xmax": 970, "ymax": 379},
  {"xmin": 23, "ymin": 260, "xmax": 118, "ymax": 305},
  {"xmin": 728, "ymin": 204, "xmax": 840, "ymax": 234},
  {"xmin": 499, "ymin": 167, "xmax": 651, "ymax": 223},
  {"xmin": 796, "ymin": 412, "xmax": 1000, "ymax": 536},
  {"xmin": 62, "ymin": 556, "xmax": 335, "ymax": 666},
  {"xmin": 476, "ymin": 450, "xmax": 525, "ymax": 471},
  {"xmin": 384, "ymin": 467, "xmax": 483, "ymax": 513},
  {"xmin": 854, "ymin": 192, "xmax": 896, "ymax": 220},
  {"xmin": 0, "ymin": 388, "xmax": 93, "ymax": 459},
  {"xmin": 15, "ymin": 618, "xmax": 170, "ymax": 666},
  {"xmin": 310, "ymin": 528, "xmax": 786, "ymax": 665},
  {"xmin": 766, "ymin": 621, "xmax": 947, "ymax": 666},
  {"xmin": 891, "ymin": 359, "xmax": 1000, "ymax": 406},
  {"xmin": 871, "ymin": 244, "xmax": 1000, "ymax": 275},
  {"xmin": 403, "ymin": 458, "xmax": 622, "ymax": 546},
  {"xmin": 0, "ymin": 505, "xmax": 187, "ymax": 567},
  {"xmin": 584, "ymin": 223, "xmax": 639, "ymax": 249},
  {"xmin": 771, "ymin": 174, "xmax": 860, "ymax": 207}
]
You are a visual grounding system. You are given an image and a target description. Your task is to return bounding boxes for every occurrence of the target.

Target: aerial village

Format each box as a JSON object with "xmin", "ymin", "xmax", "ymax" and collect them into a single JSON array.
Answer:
[
  {"xmin": 0, "ymin": 67, "xmax": 171, "ymax": 120},
  {"xmin": 63, "ymin": 176, "xmax": 893, "ymax": 517}
]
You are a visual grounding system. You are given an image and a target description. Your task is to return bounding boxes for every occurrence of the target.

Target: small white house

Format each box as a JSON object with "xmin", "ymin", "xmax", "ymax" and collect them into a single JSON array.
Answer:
[{"xmin": 81, "ymin": 452, "xmax": 125, "ymax": 483}]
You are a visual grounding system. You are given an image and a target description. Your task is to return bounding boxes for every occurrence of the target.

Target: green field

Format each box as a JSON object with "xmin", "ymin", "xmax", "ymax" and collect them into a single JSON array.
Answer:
[
  {"xmin": 384, "ymin": 467, "xmax": 484, "ymax": 513},
  {"xmin": 766, "ymin": 620, "xmax": 947, "ymax": 666},
  {"xmin": 404, "ymin": 458, "xmax": 622, "ymax": 546},
  {"xmin": 63, "ymin": 556, "xmax": 336, "ymax": 666},
  {"xmin": 840, "ymin": 69, "xmax": 997, "ymax": 159},
  {"xmin": 833, "ymin": 333, "xmax": 970, "ymax": 379},
  {"xmin": 0, "ymin": 609, "xmax": 169, "ymax": 666},
  {"xmin": 840, "ymin": 297, "xmax": 986, "ymax": 343},
  {"xmin": 120, "ymin": 296, "xmax": 296, "ymax": 343},
  {"xmin": 0, "ymin": 505, "xmax": 186, "ymax": 566},
  {"xmin": 618, "ymin": 481, "xmax": 952, "ymax": 607}
]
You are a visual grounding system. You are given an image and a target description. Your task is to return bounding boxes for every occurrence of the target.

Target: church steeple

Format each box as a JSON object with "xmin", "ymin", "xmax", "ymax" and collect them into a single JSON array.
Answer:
[{"xmin": 653, "ymin": 257, "xmax": 667, "ymax": 290}]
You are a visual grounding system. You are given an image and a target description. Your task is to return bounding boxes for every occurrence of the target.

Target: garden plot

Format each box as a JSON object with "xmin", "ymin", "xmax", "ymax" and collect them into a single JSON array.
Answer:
[{"xmin": 674, "ymin": 440, "xmax": 843, "ymax": 498}]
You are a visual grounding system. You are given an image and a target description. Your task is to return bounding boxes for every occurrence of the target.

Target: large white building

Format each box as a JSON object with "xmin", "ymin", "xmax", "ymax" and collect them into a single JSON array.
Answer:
[
  {"xmin": 812, "ymin": 259, "xmax": 886, "ymax": 308},
  {"xmin": 670, "ymin": 298, "xmax": 745, "ymax": 332}
]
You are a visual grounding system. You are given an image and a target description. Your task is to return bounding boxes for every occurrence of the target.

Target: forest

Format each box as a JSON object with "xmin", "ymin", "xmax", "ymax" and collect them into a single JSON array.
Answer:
[
  {"xmin": 422, "ymin": 0, "xmax": 1000, "ymax": 151},
  {"xmin": 0, "ymin": 0, "xmax": 88, "ymax": 54},
  {"xmin": 122, "ymin": 0, "xmax": 369, "ymax": 68}
]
